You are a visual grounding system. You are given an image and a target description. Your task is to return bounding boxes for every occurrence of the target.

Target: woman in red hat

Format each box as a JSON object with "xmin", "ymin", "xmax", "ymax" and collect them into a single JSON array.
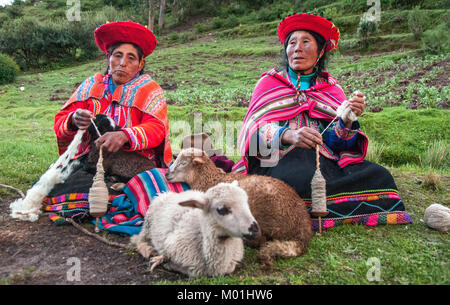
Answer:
[
  {"xmin": 54, "ymin": 21, "xmax": 172, "ymax": 168},
  {"xmin": 233, "ymin": 13, "xmax": 411, "ymax": 231}
]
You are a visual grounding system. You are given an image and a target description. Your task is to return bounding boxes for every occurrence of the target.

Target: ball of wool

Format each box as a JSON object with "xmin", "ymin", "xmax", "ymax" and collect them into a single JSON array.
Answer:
[{"xmin": 424, "ymin": 203, "xmax": 450, "ymax": 233}]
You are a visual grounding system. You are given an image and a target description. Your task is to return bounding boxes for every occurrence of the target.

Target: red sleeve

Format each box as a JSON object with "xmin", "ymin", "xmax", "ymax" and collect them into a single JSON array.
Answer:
[
  {"xmin": 54, "ymin": 101, "xmax": 87, "ymax": 155},
  {"xmin": 120, "ymin": 110, "xmax": 165, "ymax": 152}
]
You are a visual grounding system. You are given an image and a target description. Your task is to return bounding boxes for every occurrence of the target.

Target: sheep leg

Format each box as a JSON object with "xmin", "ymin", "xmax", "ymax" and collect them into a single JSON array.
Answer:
[
  {"xmin": 149, "ymin": 255, "xmax": 166, "ymax": 272},
  {"xmin": 258, "ymin": 240, "xmax": 306, "ymax": 269},
  {"xmin": 137, "ymin": 243, "xmax": 157, "ymax": 259},
  {"xmin": 130, "ymin": 229, "xmax": 156, "ymax": 259}
]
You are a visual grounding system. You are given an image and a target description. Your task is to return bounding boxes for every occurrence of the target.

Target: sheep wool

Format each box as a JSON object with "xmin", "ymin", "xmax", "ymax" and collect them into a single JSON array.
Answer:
[
  {"xmin": 336, "ymin": 100, "xmax": 357, "ymax": 123},
  {"xmin": 424, "ymin": 203, "xmax": 450, "ymax": 233},
  {"xmin": 10, "ymin": 129, "xmax": 85, "ymax": 222}
]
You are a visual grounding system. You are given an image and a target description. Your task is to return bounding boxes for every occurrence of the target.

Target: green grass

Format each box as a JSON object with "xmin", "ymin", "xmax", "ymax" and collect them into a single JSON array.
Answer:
[{"xmin": 0, "ymin": 31, "xmax": 449, "ymax": 285}]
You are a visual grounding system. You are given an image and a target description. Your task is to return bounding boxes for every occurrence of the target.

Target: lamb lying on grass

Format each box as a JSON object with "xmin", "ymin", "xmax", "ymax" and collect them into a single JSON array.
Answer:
[
  {"xmin": 130, "ymin": 181, "xmax": 260, "ymax": 277},
  {"xmin": 165, "ymin": 148, "xmax": 313, "ymax": 268}
]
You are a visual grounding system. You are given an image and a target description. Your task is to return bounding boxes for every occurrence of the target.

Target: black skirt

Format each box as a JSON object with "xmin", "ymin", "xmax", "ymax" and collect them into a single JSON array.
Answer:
[{"xmin": 248, "ymin": 147, "xmax": 411, "ymax": 230}]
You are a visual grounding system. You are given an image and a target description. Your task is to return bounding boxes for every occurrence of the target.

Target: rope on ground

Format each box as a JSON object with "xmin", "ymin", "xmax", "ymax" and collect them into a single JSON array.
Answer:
[
  {"xmin": 0, "ymin": 184, "xmax": 25, "ymax": 198},
  {"xmin": 65, "ymin": 217, "xmax": 135, "ymax": 251}
]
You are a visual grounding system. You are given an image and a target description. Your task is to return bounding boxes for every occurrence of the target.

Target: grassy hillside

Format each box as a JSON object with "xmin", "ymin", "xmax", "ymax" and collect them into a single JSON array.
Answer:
[{"xmin": 0, "ymin": 1, "xmax": 449, "ymax": 285}]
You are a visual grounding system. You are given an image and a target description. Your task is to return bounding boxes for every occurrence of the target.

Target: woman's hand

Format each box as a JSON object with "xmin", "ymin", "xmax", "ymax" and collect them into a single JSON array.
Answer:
[
  {"xmin": 95, "ymin": 131, "xmax": 129, "ymax": 153},
  {"xmin": 348, "ymin": 91, "xmax": 366, "ymax": 117},
  {"xmin": 71, "ymin": 109, "xmax": 93, "ymax": 130},
  {"xmin": 281, "ymin": 127, "xmax": 323, "ymax": 149}
]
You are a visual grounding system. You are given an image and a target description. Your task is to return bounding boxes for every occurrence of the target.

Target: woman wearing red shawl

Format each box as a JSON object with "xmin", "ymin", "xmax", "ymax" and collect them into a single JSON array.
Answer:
[{"xmin": 233, "ymin": 14, "xmax": 411, "ymax": 230}]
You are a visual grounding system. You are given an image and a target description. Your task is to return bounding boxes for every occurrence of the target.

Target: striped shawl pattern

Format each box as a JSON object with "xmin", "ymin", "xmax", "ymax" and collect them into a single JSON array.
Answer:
[
  {"xmin": 63, "ymin": 73, "xmax": 172, "ymax": 166},
  {"xmin": 232, "ymin": 69, "xmax": 369, "ymax": 174}
]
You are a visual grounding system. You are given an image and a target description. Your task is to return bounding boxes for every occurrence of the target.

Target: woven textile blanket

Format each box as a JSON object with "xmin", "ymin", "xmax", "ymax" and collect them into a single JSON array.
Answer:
[
  {"xmin": 44, "ymin": 160, "xmax": 411, "ymax": 234},
  {"xmin": 44, "ymin": 168, "xmax": 190, "ymax": 235}
]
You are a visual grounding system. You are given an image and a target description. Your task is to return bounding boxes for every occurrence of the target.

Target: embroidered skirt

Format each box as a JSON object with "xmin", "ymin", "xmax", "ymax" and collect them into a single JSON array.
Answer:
[{"xmin": 248, "ymin": 147, "xmax": 412, "ymax": 231}]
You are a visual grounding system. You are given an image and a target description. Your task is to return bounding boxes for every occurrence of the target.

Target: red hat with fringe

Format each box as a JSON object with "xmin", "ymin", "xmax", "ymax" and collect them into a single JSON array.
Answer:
[
  {"xmin": 277, "ymin": 13, "xmax": 340, "ymax": 52},
  {"xmin": 94, "ymin": 20, "xmax": 157, "ymax": 57}
]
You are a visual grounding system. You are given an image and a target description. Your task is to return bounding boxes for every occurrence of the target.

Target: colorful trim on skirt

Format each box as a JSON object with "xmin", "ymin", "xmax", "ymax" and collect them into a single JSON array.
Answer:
[{"xmin": 304, "ymin": 189, "xmax": 412, "ymax": 231}]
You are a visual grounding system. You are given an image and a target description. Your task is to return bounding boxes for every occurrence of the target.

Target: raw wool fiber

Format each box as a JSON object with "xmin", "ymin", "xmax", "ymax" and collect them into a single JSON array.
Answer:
[
  {"xmin": 336, "ymin": 100, "xmax": 357, "ymax": 123},
  {"xmin": 10, "ymin": 129, "xmax": 84, "ymax": 222},
  {"xmin": 424, "ymin": 203, "xmax": 450, "ymax": 233}
]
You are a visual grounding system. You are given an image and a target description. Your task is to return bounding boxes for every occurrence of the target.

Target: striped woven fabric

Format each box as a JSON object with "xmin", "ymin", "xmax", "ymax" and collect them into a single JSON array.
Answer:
[
  {"xmin": 45, "ymin": 168, "xmax": 190, "ymax": 235},
  {"xmin": 59, "ymin": 73, "xmax": 172, "ymax": 166},
  {"xmin": 232, "ymin": 69, "xmax": 369, "ymax": 174}
]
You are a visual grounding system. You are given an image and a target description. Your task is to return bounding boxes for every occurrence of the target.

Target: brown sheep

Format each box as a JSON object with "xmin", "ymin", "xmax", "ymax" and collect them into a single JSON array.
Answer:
[{"xmin": 165, "ymin": 147, "xmax": 313, "ymax": 268}]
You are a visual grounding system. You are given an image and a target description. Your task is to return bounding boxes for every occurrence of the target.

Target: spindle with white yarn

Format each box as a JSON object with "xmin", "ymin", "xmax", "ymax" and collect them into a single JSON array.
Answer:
[
  {"xmin": 311, "ymin": 100, "xmax": 358, "ymax": 234},
  {"xmin": 88, "ymin": 118, "xmax": 109, "ymax": 233}
]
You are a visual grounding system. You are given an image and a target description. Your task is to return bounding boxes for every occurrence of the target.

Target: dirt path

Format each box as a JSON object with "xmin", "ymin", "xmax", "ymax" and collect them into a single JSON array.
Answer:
[{"xmin": 0, "ymin": 194, "xmax": 184, "ymax": 284}]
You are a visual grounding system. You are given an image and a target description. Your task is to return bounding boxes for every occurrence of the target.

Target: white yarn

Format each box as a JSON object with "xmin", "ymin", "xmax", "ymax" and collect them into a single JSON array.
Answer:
[
  {"xmin": 336, "ymin": 100, "xmax": 357, "ymax": 123},
  {"xmin": 424, "ymin": 203, "xmax": 450, "ymax": 233},
  {"xmin": 10, "ymin": 129, "xmax": 85, "ymax": 222}
]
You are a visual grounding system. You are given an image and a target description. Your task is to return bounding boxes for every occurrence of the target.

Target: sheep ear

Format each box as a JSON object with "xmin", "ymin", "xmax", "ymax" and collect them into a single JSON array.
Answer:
[
  {"xmin": 179, "ymin": 199, "xmax": 204, "ymax": 209},
  {"xmin": 192, "ymin": 157, "xmax": 205, "ymax": 165},
  {"xmin": 231, "ymin": 180, "xmax": 239, "ymax": 187}
]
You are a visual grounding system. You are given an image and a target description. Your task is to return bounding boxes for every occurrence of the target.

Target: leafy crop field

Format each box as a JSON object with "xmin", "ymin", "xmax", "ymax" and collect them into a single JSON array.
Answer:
[{"xmin": 0, "ymin": 33, "xmax": 449, "ymax": 284}]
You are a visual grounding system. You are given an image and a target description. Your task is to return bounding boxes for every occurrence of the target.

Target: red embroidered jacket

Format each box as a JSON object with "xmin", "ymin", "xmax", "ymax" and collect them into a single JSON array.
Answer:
[{"xmin": 54, "ymin": 73, "xmax": 172, "ymax": 167}]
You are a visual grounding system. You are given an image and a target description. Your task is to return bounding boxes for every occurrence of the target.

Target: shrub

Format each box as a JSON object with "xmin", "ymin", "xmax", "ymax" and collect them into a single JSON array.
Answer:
[
  {"xmin": 421, "ymin": 22, "xmax": 450, "ymax": 54},
  {"xmin": 194, "ymin": 22, "xmax": 210, "ymax": 34},
  {"xmin": 357, "ymin": 17, "xmax": 378, "ymax": 49},
  {"xmin": 366, "ymin": 140, "xmax": 387, "ymax": 164},
  {"xmin": 408, "ymin": 6, "xmax": 428, "ymax": 40},
  {"xmin": 178, "ymin": 32, "xmax": 195, "ymax": 44},
  {"xmin": 222, "ymin": 14, "xmax": 239, "ymax": 29},
  {"xmin": 421, "ymin": 140, "xmax": 449, "ymax": 170},
  {"xmin": 168, "ymin": 31, "xmax": 180, "ymax": 41},
  {"xmin": 211, "ymin": 16, "xmax": 223, "ymax": 29},
  {"xmin": 0, "ymin": 53, "xmax": 20, "ymax": 85}
]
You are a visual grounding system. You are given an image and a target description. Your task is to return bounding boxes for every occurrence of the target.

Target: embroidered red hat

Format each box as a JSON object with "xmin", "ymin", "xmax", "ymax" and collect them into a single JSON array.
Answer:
[
  {"xmin": 278, "ymin": 13, "xmax": 340, "ymax": 52},
  {"xmin": 94, "ymin": 20, "xmax": 157, "ymax": 57}
]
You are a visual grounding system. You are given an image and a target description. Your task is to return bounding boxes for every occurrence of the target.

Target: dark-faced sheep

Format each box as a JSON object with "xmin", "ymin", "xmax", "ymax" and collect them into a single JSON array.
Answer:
[
  {"xmin": 165, "ymin": 148, "xmax": 313, "ymax": 268},
  {"xmin": 130, "ymin": 181, "xmax": 260, "ymax": 277}
]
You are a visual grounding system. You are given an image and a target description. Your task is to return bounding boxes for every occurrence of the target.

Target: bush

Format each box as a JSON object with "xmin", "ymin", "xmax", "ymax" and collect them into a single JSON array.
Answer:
[
  {"xmin": 408, "ymin": 6, "xmax": 428, "ymax": 40},
  {"xmin": 167, "ymin": 31, "xmax": 180, "ymax": 41},
  {"xmin": 357, "ymin": 17, "xmax": 378, "ymax": 49},
  {"xmin": 0, "ymin": 5, "xmax": 140, "ymax": 70},
  {"xmin": 0, "ymin": 53, "xmax": 20, "ymax": 85},
  {"xmin": 222, "ymin": 14, "xmax": 239, "ymax": 29},
  {"xmin": 194, "ymin": 22, "xmax": 211, "ymax": 34},
  {"xmin": 211, "ymin": 16, "xmax": 223, "ymax": 29},
  {"xmin": 421, "ymin": 22, "xmax": 450, "ymax": 54}
]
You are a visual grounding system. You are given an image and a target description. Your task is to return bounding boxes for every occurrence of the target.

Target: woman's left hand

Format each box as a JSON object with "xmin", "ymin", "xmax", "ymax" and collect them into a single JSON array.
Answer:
[
  {"xmin": 348, "ymin": 91, "xmax": 366, "ymax": 117},
  {"xmin": 95, "ymin": 131, "xmax": 129, "ymax": 153}
]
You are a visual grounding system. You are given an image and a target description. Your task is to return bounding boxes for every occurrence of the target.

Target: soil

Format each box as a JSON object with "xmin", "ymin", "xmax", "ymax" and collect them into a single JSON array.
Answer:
[{"xmin": 0, "ymin": 193, "xmax": 185, "ymax": 284}]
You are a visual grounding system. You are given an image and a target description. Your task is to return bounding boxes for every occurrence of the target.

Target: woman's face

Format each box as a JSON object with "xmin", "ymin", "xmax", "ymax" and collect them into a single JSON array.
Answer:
[
  {"xmin": 286, "ymin": 30, "xmax": 319, "ymax": 74},
  {"xmin": 109, "ymin": 43, "xmax": 143, "ymax": 85}
]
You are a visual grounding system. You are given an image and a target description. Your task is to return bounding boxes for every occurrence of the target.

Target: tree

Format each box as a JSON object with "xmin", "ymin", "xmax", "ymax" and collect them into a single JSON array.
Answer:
[
  {"xmin": 158, "ymin": 0, "xmax": 166, "ymax": 31},
  {"xmin": 148, "ymin": 0, "xmax": 155, "ymax": 31}
]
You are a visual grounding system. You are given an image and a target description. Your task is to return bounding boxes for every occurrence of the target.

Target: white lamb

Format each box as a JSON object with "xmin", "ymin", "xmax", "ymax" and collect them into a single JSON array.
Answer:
[{"xmin": 130, "ymin": 181, "xmax": 260, "ymax": 277}]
